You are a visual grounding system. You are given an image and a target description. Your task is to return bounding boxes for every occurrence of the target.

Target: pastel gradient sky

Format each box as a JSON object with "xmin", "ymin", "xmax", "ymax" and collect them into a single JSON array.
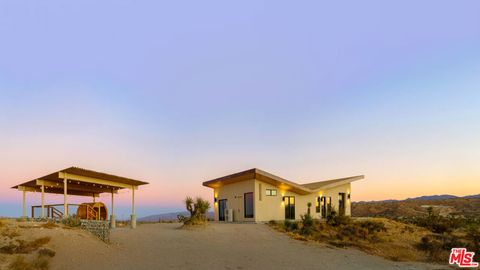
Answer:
[{"xmin": 1, "ymin": 1, "xmax": 479, "ymax": 218}]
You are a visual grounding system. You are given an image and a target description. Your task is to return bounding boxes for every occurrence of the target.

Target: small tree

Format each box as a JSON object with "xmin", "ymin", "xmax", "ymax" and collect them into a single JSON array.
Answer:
[{"xmin": 182, "ymin": 197, "xmax": 211, "ymax": 225}]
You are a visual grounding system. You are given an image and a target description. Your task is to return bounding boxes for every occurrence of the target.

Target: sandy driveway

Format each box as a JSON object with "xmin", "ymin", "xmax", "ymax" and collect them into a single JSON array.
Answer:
[{"xmin": 50, "ymin": 223, "xmax": 448, "ymax": 270}]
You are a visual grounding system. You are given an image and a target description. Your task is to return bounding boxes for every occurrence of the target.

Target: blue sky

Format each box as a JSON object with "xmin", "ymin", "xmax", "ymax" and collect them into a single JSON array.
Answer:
[{"xmin": 1, "ymin": 1, "xmax": 479, "ymax": 218}]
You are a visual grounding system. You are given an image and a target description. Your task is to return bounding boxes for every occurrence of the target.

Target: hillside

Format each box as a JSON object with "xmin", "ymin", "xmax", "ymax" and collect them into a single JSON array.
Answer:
[{"xmin": 352, "ymin": 197, "xmax": 480, "ymax": 218}]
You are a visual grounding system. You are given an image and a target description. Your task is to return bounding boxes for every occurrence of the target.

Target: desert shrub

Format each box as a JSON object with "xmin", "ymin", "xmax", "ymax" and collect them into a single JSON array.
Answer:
[
  {"xmin": 327, "ymin": 210, "xmax": 351, "ymax": 227},
  {"xmin": 300, "ymin": 214, "xmax": 314, "ymax": 235},
  {"xmin": 337, "ymin": 224, "xmax": 362, "ymax": 241},
  {"xmin": 290, "ymin": 222, "xmax": 299, "ymax": 231},
  {"xmin": 283, "ymin": 220, "xmax": 298, "ymax": 231},
  {"xmin": 1, "ymin": 229, "xmax": 20, "ymax": 239},
  {"xmin": 183, "ymin": 197, "xmax": 211, "ymax": 225},
  {"xmin": 416, "ymin": 235, "xmax": 445, "ymax": 261},
  {"xmin": 0, "ymin": 237, "xmax": 51, "ymax": 254},
  {"xmin": 417, "ymin": 234, "xmax": 468, "ymax": 262},
  {"xmin": 358, "ymin": 220, "xmax": 387, "ymax": 234},
  {"xmin": 32, "ymin": 255, "xmax": 49, "ymax": 270},
  {"xmin": 8, "ymin": 256, "xmax": 32, "ymax": 270},
  {"xmin": 466, "ymin": 226, "xmax": 480, "ymax": 260},
  {"xmin": 61, "ymin": 215, "xmax": 81, "ymax": 227},
  {"xmin": 7, "ymin": 253, "xmax": 51, "ymax": 270},
  {"xmin": 410, "ymin": 207, "xmax": 452, "ymax": 234},
  {"xmin": 38, "ymin": 248, "xmax": 55, "ymax": 258}
]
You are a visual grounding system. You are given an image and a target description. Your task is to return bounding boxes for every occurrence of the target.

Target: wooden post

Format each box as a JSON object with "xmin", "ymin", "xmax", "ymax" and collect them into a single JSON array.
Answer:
[
  {"xmin": 110, "ymin": 189, "xmax": 116, "ymax": 228},
  {"xmin": 93, "ymin": 194, "xmax": 96, "ymax": 203},
  {"xmin": 63, "ymin": 177, "xmax": 68, "ymax": 217},
  {"xmin": 131, "ymin": 186, "xmax": 136, "ymax": 228},
  {"xmin": 132, "ymin": 187, "xmax": 135, "ymax": 215},
  {"xmin": 41, "ymin": 185, "xmax": 45, "ymax": 218},
  {"xmin": 22, "ymin": 190, "xmax": 27, "ymax": 218}
]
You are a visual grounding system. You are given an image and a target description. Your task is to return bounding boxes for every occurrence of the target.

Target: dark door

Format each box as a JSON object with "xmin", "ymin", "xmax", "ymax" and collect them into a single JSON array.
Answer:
[
  {"xmin": 244, "ymin": 192, "xmax": 254, "ymax": 218},
  {"xmin": 338, "ymin": 193, "xmax": 346, "ymax": 216},
  {"xmin": 321, "ymin": 196, "xmax": 326, "ymax": 218},
  {"xmin": 284, "ymin": 196, "xmax": 295, "ymax": 220},
  {"xmin": 218, "ymin": 199, "xmax": 227, "ymax": 221},
  {"xmin": 321, "ymin": 196, "xmax": 332, "ymax": 218}
]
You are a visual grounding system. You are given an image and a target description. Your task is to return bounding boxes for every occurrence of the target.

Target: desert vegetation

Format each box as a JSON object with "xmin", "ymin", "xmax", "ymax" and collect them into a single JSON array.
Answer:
[
  {"xmin": 0, "ymin": 219, "xmax": 56, "ymax": 270},
  {"xmin": 178, "ymin": 197, "xmax": 211, "ymax": 226},
  {"xmin": 268, "ymin": 203, "xmax": 480, "ymax": 263}
]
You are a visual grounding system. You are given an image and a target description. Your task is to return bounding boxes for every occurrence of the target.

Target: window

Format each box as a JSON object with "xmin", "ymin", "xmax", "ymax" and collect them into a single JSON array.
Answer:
[
  {"xmin": 244, "ymin": 192, "xmax": 254, "ymax": 218},
  {"xmin": 316, "ymin": 197, "xmax": 320, "ymax": 213},
  {"xmin": 266, "ymin": 189, "xmax": 277, "ymax": 196}
]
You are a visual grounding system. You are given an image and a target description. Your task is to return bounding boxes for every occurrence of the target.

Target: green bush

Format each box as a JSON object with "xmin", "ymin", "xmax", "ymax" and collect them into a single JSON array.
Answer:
[{"xmin": 300, "ymin": 214, "xmax": 314, "ymax": 235}]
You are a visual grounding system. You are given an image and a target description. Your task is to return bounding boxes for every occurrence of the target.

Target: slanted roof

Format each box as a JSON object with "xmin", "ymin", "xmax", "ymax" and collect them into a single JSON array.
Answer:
[
  {"xmin": 202, "ymin": 168, "xmax": 363, "ymax": 195},
  {"xmin": 301, "ymin": 175, "xmax": 364, "ymax": 191},
  {"xmin": 12, "ymin": 166, "xmax": 148, "ymax": 197}
]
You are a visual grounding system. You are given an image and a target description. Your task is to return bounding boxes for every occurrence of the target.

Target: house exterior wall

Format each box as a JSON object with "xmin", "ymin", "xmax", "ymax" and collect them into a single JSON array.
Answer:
[
  {"xmin": 213, "ymin": 179, "xmax": 255, "ymax": 222},
  {"xmin": 213, "ymin": 178, "xmax": 352, "ymax": 222}
]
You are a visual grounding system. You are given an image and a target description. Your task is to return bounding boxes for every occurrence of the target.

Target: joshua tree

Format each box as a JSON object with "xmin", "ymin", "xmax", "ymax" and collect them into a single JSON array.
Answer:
[{"xmin": 183, "ymin": 197, "xmax": 211, "ymax": 225}]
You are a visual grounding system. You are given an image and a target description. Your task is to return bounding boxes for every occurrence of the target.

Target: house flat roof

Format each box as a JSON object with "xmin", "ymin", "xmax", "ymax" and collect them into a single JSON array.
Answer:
[
  {"xmin": 12, "ymin": 166, "xmax": 148, "ymax": 197},
  {"xmin": 202, "ymin": 168, "xmax": 363, "ymax": 195}
]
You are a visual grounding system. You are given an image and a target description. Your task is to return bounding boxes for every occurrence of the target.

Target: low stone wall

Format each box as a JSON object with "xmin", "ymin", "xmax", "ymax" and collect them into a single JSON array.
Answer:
[{"xmin": 80, "ymin": 220, "xmax": 110, "ymax": 243}]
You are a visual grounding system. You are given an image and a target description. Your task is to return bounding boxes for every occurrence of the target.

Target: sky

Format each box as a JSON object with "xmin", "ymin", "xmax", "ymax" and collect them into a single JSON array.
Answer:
[{"xmin": 1, "ymin": 1, "xmax": 479, "ymax": 218}]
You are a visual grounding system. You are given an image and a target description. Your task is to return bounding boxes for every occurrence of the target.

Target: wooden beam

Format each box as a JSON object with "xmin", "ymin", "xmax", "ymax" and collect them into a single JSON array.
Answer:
[
  {"xmin": 59, "ymin": 172, "xmax": 137, "ymax": 189},
  {"xmin": 37, "ymin": 179, "xmax": 118, "ymax": 194},
  {"xmin": 17, "ymin": 186, "xmax": 36, "ymax": 192}
]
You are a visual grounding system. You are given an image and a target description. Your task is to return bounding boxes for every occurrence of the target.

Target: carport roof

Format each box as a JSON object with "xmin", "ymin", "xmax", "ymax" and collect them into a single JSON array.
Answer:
[{"xmin": 12, "ymin": 166, "xmax": 148, "ymax": 196}]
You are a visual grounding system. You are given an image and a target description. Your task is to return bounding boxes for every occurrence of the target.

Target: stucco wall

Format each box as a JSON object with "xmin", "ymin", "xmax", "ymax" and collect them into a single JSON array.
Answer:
[
  {"xmin": 254, "ymin": 181, "xmax": 352, "ymax": 222},
  {"xmin": 214, "ymin": 179, "xmax": 255, "ymax": 222},
  {"xmin": 214, "ymin": 178, "xmax": 353, "ymax": 222},
  {"xmin": 320, "ymin": 183, "xmax": 352, "ymax": 216}
]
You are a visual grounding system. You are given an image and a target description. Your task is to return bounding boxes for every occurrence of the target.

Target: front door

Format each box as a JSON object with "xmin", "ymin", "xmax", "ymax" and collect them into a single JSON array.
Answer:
[
  {"xmin": 284, "ymin": 196, "xmax": 295, "ymax": 220},
  {"xmin": 218, "ymin": 199, "xmax": 227, "ymax": 221}
]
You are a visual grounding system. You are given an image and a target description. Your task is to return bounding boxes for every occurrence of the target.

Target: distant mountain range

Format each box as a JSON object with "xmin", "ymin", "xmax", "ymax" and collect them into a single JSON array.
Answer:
[
  {"xmin": 355, "ymin": 194, "xmax": 480, "ymax": 204},
  {"xmin": 139, "ymin": 211, "xmax": 214, "ymax": 222},
  {"xmin": 352, "ymin": 194, "xmax": 480, "ymax": 218}
]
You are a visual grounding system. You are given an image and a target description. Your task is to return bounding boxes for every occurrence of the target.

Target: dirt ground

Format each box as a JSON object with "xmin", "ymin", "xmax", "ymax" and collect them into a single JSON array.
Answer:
[{"xmin": 45, "ymin": 222, "xmax": 450, "ymax": 270}]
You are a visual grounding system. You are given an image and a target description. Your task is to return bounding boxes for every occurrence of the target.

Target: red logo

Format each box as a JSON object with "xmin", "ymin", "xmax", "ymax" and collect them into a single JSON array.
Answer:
[{"xmin": 449, "ymin": 248, "xmax": 479, "ymax": 268}]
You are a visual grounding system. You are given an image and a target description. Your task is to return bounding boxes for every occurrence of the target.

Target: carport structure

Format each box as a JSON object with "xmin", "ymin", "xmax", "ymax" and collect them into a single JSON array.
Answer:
[{"xmin": 12, "ymin": 167, "xmax": 148, "ymax": 228}]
